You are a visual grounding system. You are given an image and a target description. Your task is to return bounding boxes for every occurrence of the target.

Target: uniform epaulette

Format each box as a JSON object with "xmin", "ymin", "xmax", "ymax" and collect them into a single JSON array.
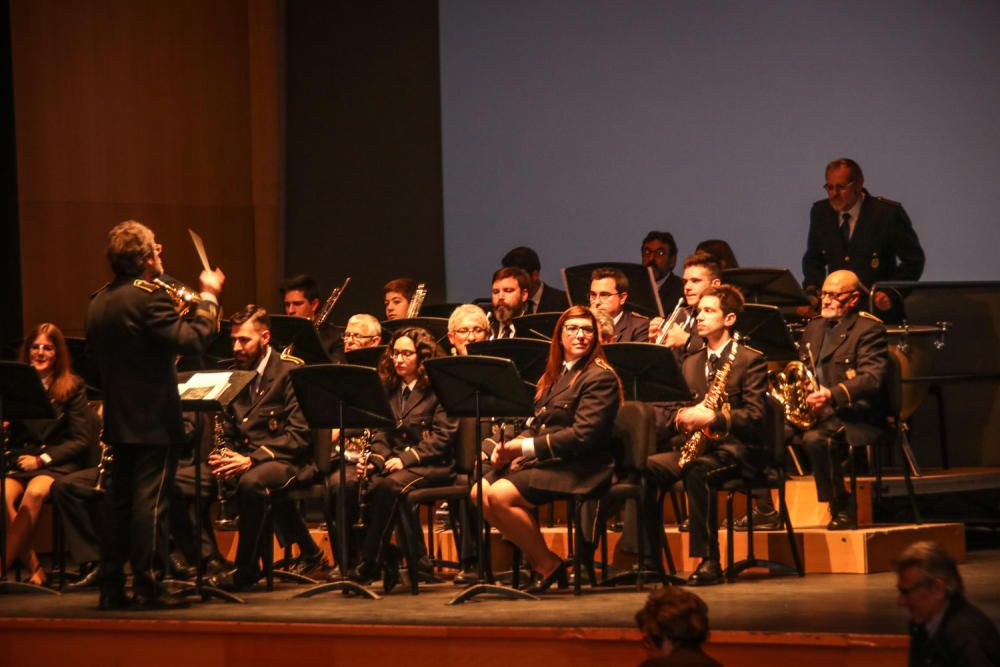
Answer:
[
  {"xmin": 131, "ymin": 279, "xmax": 158, "ymax": 294},
  {"xmin": 631, "ymin": 311, "xmax": 650, "ymax": 320},
  {"xmin": 874, "ymin": 195, "xmax": 901, "ymax": 206},
  {"xmin": 742, "ymin": 343, "xmax": 764, "ymax": 357},
  {"xmin": 280, "ymin": 349, "xmax": 305, "ymax": 365},
  {"xmin": 91, "ymin": 283, "xmax": 110, "ymax": 299},
  {"xmin": 858, "ymin": 311, "xmax": 883, "ymax": 324},
  {"xmin": 594, "ymin": 358, "xmax": 613, "ymax": 371}
]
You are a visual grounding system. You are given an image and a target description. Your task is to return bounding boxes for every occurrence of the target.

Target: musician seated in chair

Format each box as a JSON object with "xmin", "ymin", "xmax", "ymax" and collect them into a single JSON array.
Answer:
[
  {"xmin": 488, "ymin": 267, "xmax": 530, "ymax": 340},
  {"xmin": 648, "ymin": 252, "xmax": 721, "ymax": 361},
  {"xmin": 280, "ymin": 273, "xmax": 340, "ymax": 358},
  {"xmin": 208, "ymin": 305, "xmax": 325, "ymax": 591},
  {"xmin": 346, "ymin": 327, "xmax": 457, "ymax": 592},
  {"xmin": 383, "ymin": 278, "xmax": 419, "ymax": 321},
  {"xmin": 4, "ymin": 323, "xmax": 95, "ymax": 588},
  {"xmin": 343, "ymin": 314, "xmax": 382, "ymax": 353},
  {"xmin": 472, "ymin": 306, "xmax": 622, "ymax": 593},
  {"xmin": 795, "ymin": 269, "xmax": 889, "ymax": 530},
  {"xmin": 641, "ymin": 285, "xmax": 768, "ymax": 586},
  {"xmin": 589, "ymin": 267, "xmax": 649, "ymax": 342},
  {"xmin": 447, "ymin": 304, "xmax": 488, "ymax": 355}
]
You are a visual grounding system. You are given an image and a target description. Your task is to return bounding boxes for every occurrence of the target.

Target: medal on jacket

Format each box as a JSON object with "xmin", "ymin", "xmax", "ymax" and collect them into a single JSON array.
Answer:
[
  {"xmin": 846, "ymin": 369, "xmax": 857, "ymax": 379},
  {"xmin": 268, "ymin": 417, "xmax": 279, "ymax": 433}
]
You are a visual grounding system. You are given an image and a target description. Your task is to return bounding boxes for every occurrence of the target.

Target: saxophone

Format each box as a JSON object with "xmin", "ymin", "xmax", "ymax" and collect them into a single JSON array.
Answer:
[
  {"xmin": 677, "ymin": 334, "xmax": 740, "ymax": 469},
  {"xmin": 406, "ymin": 283, "xmax": 427, "ymax": 318}
]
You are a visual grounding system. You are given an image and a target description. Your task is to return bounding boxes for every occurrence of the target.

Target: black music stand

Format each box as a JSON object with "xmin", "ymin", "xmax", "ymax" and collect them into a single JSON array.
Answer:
[
  {"xmin": 601, "ymin": 343, "xmax": 690, "ymax": 403},
  {"xmin": 734, "ymin": 304, "xmax": 799, "ymax": 362},
  {"xmin": 171, "ymin": 369, "xmax": 256, "ymax": 604},
  {"xmin": 344, "ymin": 345, "xmax": 387, "ymax": 369},
  {"xmin": 269, "ymin": 315, "xmax": 331, "ymax": 364},
  {"xmin": 379, "ymin": 317, "xmax": 451, "ymax": 347},
  {"xmin": 511, "ymin": 312, "xmax": 561, "ymax": 341},
  {"xmin": 722, "ymin": 268, "xmax": 811, "ymax": 307},
  {"xmin": 422, "ymin": 356, "xmax": 538, "ymax": 605},
  {"xmin": 0, "ymin": 361, "xmax": 58, "ymax": 595},
  {"xmin": 562, "ymin": 262, "xmax": 664, "ymax": 318},
  {"xmin": 289, "ymin": 364, "xmax": 395, "ymax": 600},
  {"xmin": 418, "ymin": 303, "xmax": 470, "ymax": 319},
  {"xmin": 467, "ymin": 339, "xmax": 550, "ymax": 384}
]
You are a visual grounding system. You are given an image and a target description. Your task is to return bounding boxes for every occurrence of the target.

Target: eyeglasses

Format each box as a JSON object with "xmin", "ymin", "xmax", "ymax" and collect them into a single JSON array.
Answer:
[
  {"xmin": 392, "ymin": 349, "xmax": 416, "ymax": 359},
  {"xmin": 820, "ymin": 289, "xmax": 857, "ymax": 301},
  {"xmin": 343, "ymin": 332, "xmax": 377, "ymax": 342},
  {"xmin": 563, "ymin": 324, "xmax": 595, "ymax": 337},
  {"xmin": 453, "ymin": 326, "xmax": 487, "ymax": 337},
  {"xmin": 897, "ymin": 578, "xmax": 933, "ymax": 597},
  {"xmin": 823, "ymin": 182, "xmax": 855, "ymax": 193},
  {"xmin": 641, "ymin": 247, "xmax": 669, "ymax": 258},
  {"xmin": 30, "ymin": 344, "xmax": 55, "ymax": 353},
  {"xmin": 588, "ymin": 291, "xmax": 620, "ymax": 301}
]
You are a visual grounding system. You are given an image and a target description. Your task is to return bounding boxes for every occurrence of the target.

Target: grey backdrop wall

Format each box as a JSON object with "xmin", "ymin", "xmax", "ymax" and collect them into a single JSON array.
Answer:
[{"xmin": 439, "ymin": 1, "xmax": 1000, "ymax": 301}]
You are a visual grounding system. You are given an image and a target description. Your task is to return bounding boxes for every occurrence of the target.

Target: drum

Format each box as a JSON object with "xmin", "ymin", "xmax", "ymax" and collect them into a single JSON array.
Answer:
[{"xmin": 886, "ymin": 323, "xmax": 948, "ymax": 419}]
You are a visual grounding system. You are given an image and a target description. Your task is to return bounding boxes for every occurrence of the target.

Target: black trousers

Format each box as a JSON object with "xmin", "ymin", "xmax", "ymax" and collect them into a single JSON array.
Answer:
[
  {"xmin": 170, "ymin": 463, "xmax": 222, "ymax": 565},
  {"xmin": 326, "ymin": 464, "xmax": 362, "ymax": 569},
  {"xmin": 233, "ymin": 461, "xmax": 314, "ymax": 579},
  {"xmin": 50, "ymin": 467, "xmax": 107, "ymax": 566},
  {"xmin": 98, "ymin": 443, "xmax": 179, "ymax": 598},
  {"xmin": 801, "ymin": 417, "xmax": 851, "ymax": 507},
  {"xmin": 359, "ymin": 469, "xmax": 432, "ymax": 564},
  {"xmin": 643, "ymin": 449, "xmax": 741, "ymax": 562}
]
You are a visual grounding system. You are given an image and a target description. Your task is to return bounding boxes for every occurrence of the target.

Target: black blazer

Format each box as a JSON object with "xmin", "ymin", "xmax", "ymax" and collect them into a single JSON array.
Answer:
[
  {"xmin": 657, "ymin": 272, "xmax": 685, "ymax": 315},
  {"xmin": 614, "ymin": 309, "xmax": 650, "ymax": 343},
  {"xmin": 533, "ymin": 282, "xmax": 570, "ymax": 314},
  {"xmin": 803, "ymin": 192, "xmax": 925, "ymax": 292},
  {"xmin": 799, "ymin": 310, "xmax": 888, "ymax": 423},
  {"xmin": 369, "ymin": 382, "xmax": 457, "ymax": 483},
  {"xmin": 513, "ymin": 360, "xmax": 621, "ymax": 495},
  {"xmin": 658, "ymin": 341, "xmax": 768, "ymax": 471},
  {"xmin": 86, "ymin": 277, "xmax": 219, "ymax": 446},
  {"xmin": 224, "ymin": 348, "xmax": 314, "ymax": 482},
  {"xmin": 908, "ymin": 596, "xmax": 1000, "ymax": 667},
  {"xmin": 7, "ymin": 379, "xmax": 95, "ymax": 475}
]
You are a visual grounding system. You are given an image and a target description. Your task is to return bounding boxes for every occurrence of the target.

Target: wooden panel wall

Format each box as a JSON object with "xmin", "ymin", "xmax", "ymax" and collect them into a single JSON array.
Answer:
[{"xmin": 10, "ymin": 0, "xmax": 281, "ymax": 338}]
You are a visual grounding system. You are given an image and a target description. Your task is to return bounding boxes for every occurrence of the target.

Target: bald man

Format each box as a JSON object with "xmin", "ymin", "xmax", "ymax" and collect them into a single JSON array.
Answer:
[{"xmin": 797, "ymin": 270, "xmax": 889, "ymax": 530}]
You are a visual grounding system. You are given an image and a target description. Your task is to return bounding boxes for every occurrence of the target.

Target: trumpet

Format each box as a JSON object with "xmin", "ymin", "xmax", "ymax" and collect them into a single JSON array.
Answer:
[{"xmin": 653, "ymin": 297, "xmax": 688, "ymax": 346}]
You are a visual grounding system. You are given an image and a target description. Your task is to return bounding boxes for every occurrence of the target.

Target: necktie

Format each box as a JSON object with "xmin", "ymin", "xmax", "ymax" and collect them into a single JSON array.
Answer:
[
  {"xmin": 840, "ymin": 212, "xmax": 852, "ymax": 246},
  {"xmin": 526, "ymin": 299, "xmax": 536, "ymax": 314},
  {"xmin": 402, "ymin": 386, "xmax": 411, "ymax": 404},
  {"xmin": 707, "ymin": 354, "xmax": 720, "ymax": 381}
]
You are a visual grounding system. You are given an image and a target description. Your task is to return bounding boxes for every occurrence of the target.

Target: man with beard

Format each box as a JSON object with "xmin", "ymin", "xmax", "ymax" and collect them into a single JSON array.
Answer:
[
  {"xmin": 208, "ymin": 305, "xmax": 325, "ymax": 590},
  {"xmin": 488, "ymin": 267, "xmax": 530, "ymax": 340},
  {"xmin": 642, "ymin": 231, "xmax": 684, "ymax": 312}
]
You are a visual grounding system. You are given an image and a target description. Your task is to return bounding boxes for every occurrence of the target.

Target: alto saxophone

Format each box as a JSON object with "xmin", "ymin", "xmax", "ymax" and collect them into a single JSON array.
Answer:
[
  {"xmin": 406, "ymin": 283, "xmax": 427, "ymax": 318},
  {"xmin": 678, "ymin": 334, "xmax": 741, "ymax": 469},
  {"xmin": 353, "ymin": 430, "xmax": 374, "ymax": 530}
]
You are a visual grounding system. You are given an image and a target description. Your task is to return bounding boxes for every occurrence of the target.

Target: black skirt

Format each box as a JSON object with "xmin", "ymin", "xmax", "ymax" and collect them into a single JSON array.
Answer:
[{"xmin": 484, "ymin": 457, "xmax": 614, "ymax": 506}]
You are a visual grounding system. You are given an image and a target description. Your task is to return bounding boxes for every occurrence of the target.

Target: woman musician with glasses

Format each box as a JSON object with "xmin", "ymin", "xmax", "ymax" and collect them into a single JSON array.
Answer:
[
  {"xmin": 471, "ymin": 306, "xmax": 622, "ymax": 592},
  {"xmin": 344, "ymin": 326, "xmax": 458, "ymax": 592},
  {"xmin": 4, "ymin": 323, "xmax": 97, "ymax": 587}
]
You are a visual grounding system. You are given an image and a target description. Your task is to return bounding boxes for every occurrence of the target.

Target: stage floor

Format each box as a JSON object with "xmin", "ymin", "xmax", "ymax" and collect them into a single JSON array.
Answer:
[{"xmin": 3, "ymin": 549, "xmax": 999, "ymax": 636}]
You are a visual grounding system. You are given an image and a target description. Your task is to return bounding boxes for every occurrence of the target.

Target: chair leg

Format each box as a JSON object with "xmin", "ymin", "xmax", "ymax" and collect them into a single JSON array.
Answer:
[
  {"xmin": 573, "ymin": 498, "xmax": 583, "ymax": 596},
  {"xmin": 657, "ymin": 489, "xmax": 678, "ymax": 576},
  {"xmin": 848, "ymin": 444, "xmax": 859, "ymax": 529},
  {"xmin": 779, "ymin": 482, "xmax": 804, "ymax": 576},
  {"xmin": 262, "ymin": 505, "xmax": 275, "ymax": 591},
  {"xmin": 899, "ymin": 426, "xmax": 922, "ymax": 525},
  {"xmin": 726, "ymin": 492, "xmax": 735, "ymax": 583}
]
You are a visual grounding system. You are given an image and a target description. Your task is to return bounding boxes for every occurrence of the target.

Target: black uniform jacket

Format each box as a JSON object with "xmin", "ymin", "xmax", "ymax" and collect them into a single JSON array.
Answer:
[
  {"xmin": 665, "ymin": 305, "xmax": 705, "ymax": 363},
  {"xmin": 800, "ymin": 310, "xmax": 888, "ymax": 422},
  {"xmin": 368, "ymin": 382, "xmax": 457, "ymax": 483},
  {"xmin": 513, "ymin": 360, "xmax": 621, "ymax": 495},
  {"xmin": 660, "ymin": 342, "xmax": 769, "ymax": 471},
  {"xmin": 614, "ymin": 309, "xmax": 650, "ymax": 343},
  {"xmin": 534, "ymin": 282, "xmax": 570, "ymax": 313},
  {"xmin": 86, "ymin": 277, "xmax": 219, "ymax": 446},
  {"xmin": 908, "ymin": 596, "xmax": 1000, "ymax": 667},
  {"xmin": 223, "ymin": 348, "xmax": 314, "ymax": 483},
  {"xmin": 803, "ymin": 191, "xmax": 925, "ymax": 292},
  {"xmin": 7, "ymin": 379, "xmax": 95, "ymax": 474},
  {"xmin": 657, "ymin": 272, "xmax": 685, "ymax": 316}
]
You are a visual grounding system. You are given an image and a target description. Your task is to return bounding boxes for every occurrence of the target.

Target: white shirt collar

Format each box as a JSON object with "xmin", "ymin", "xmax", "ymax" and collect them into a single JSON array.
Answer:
[
  {"xmin": 255, "ymin": 345, "xmax": 272, "ymax": 376},
  {"xmin": 529, "ymin": 283, "xmax": 544, "ymax": 306},
  {"xmin": 612, "ymin": 310, "xmax": 624, "ymax": 325}
]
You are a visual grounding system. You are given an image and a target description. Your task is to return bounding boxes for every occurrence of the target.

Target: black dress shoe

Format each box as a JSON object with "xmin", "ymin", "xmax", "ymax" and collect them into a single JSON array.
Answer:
[
  {"xmin": 130, "ymin": 594, "xmax": 191, "ymax": 611},
  {"xmin": 527, "ymin": 561, "xmax": 569, "ymax": 594},
  {"xmin": 678, "ymin": 518, "xmax": 690, "ymax": 532},
  {"xmin": 289, "ymin": 549, "xmax": 328, "ymax": 578},
  {"xmin": 202, "ymin": 556, "xmax": 231, "ymax": 579},
  {"xmin": 381, "ymin": 545, "xmax": 402, "ymax": 593},
  {"xmin": 453, "ymin": 565, "xmax": 480, "ymax": 585},
  {"xmin": 68, "ymin": 565, "xmax": 101, "ymax": 590},
  {"xmin": 168, "ymin": 552, "xmax": 197, "ymax": 580},
  {"xmin": 347, "ymin": 560, "xmax": 379, "ymax": 585},
  {"xmin": 98, "ymin": 588, "xmax": 130, "ymax": 611},
  {"xmin": 687, "ymin": 558, "xmax": 724, "ymax": 586},
  {"xmin": 412, "ymin": 556, "xmax": 440, "ymax": 584},
  {"xmin": 826, "ymin": 510, "xmax": 852, "ymax": 531},
  {"xmin": 734, "ymin": 507, "xmax": 783, "ymax": 531},
  {"xmin": 208, "ymin": 568, "xmax": 256, "ymax": 592}
]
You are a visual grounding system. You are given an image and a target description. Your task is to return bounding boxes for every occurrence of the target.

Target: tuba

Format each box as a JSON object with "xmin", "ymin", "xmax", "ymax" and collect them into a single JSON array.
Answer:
[{"xmin": 768, "ymin": 342, "xmax": 820, "ymax": 430}]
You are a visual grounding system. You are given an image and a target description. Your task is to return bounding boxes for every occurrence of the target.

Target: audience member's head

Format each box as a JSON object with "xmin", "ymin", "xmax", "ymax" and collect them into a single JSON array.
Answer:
[
  {"xmin": 635, "ymin": 587, "xmax": 712, "ymax": 659},
  {"xmin": 895, "ymin": 541, "xmax": 963, "ymax": 626}
]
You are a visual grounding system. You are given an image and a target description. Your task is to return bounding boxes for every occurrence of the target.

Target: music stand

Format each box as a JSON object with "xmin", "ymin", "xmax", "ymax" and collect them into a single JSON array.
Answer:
[
  {"xmin": 722, "ymin": 268, "xmax": 811, "ymax": 307},
  {"xmin": 422, "ymin": 356, "xmax": 538, "ymax": 604},
  {"xmin": 289, "ymin": 364, "xmax": 395, "ymax": 600},
  {"xmin": 511, "ymin": 313, "xmax": 560, "ymax": 341},
  {"xmin": 601, "ymin": 343, "xmax": 691, "ymax": 402},
  {"xmin": 379, "ymin": 317, "xmax": 451, "ymax": 347},
  {"xmin": 467, "ymin": 339, "xmax": 550, "ymax": 384},
  {"xmin": 0, "ymin": 361, "xmax": 58, "ymax": 595},
  {"xmin": 171, "ymin": 369, "xmax": 256, "ymax": 604},
  {"xmin": 269, "ymin": 315, "xmax": 331, "ymax": 364},
  {"xmin": 734, "ymin": 304, "xmax": 799, "ymax": 362},
  {"xmin": 418, "ymin": 303, "xmax": 470, "ymax": 319},
  {"xmin": 561, "ymin": 262, "xmax": 665, "ymax": 318},
  {"xmin": 344, "ymin": 345, "xmax": 387, "ymax": 369}
]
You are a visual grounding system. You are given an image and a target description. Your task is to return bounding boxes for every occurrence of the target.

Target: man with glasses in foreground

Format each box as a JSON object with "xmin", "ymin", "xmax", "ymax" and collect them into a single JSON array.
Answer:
[
  {"xmin": 589, "ymin": 266, "xmax": 649, "ymax": 342},
  {"xmin": 802, "ymin": 157, "xmax": 924, "ymax": 313},
  {"xmin": 797, "ymin": 269, "xmax": 889, "ymax": 530},
  {"xmin": 895, "ymin": 541, "xmax": 999, "ymax": 667}
]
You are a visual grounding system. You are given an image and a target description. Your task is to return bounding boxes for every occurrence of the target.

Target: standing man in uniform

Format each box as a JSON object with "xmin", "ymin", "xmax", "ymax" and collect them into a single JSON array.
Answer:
[{"xmin": 87, "ymin": 220, "xmax": 223, "ymax": 610}]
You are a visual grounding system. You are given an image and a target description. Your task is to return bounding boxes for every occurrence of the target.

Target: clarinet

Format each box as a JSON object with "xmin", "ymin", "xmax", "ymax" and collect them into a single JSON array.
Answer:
[
  {"xmin": 353, "ymin": 431, "xmax": 374, "ymax": 529},
  {"xmin": 210, "ymin": 413, "xmax": 237, "ymax": 530},
  {"xmin": 93, "ymin": 443, "xmax": 113, "ymax": 494}
]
